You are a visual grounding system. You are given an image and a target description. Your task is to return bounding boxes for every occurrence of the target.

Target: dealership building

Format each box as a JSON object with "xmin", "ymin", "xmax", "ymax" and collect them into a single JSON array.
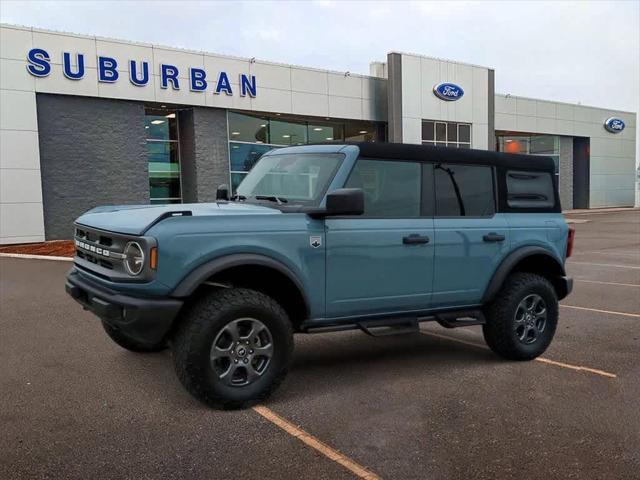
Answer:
[{"xmin": 0, "ymin": 23, "xmax": 637, "ymax": 244}]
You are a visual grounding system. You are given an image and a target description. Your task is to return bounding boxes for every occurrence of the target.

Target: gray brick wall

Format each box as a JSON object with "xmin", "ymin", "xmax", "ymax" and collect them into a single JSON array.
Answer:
[
  {"xmin": 559, "ymin": 136, "xmax": 573, "ymax": 210},
  {"xmin": 37, "ymin": 94, "xmax": 148, "ymax": 240},
  {"xmin": 178, "ymin": 109, "xmax": 197, "ymax": 203},
  {"xmin": 177, "ymin": 107, "xmax": 229, "ymax": 203},
  {"xmin": 191, "ymin": 107, "xmax": 229, "ymax": 202}
]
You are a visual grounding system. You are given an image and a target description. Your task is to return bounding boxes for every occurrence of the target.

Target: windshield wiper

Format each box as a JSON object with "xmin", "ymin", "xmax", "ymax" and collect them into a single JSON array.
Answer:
[
  {"xmin": 255, "ymin": 195, "xmax": 289, "ymax": 204},
  {"xmin": 231, "ymin": 194, "xmax": 247, "ymax": 201}
]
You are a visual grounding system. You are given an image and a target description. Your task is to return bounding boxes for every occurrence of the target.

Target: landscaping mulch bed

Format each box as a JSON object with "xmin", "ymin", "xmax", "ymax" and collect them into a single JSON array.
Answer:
[{"xmin": 0, "ymin": 240, "xmax": 75, "ymax": 257}]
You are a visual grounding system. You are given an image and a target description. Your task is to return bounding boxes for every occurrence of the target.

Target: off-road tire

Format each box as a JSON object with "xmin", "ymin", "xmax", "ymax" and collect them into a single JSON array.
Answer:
[
  {"xmin": 483, "ymin": 272, "xmax": 558, "ymax": 360},
  {"xmin": 101, "ymin": 320, "xmax": 168, "ymax": 352},
  {"xmin": 172, "ymin": 288, "xmax": 294, "ymax": 409}
]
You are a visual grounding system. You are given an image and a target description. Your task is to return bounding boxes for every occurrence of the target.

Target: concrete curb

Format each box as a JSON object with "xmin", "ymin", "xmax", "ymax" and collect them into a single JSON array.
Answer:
[
  {"xmin": 564, "ymin": 207, "xmax": 640, "ymax": 215},
  {"xmin": 565, "ymin": 218, "xmax": 590, "ymax": 224},
  {"xmin": 0, "ymin": 253, "xmax": 73, "ymax": 262}
]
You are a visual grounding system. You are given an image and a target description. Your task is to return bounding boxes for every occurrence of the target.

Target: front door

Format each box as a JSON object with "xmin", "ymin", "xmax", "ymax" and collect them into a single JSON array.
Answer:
[{"xmin": 325, "ymin": 158, "xmax": 435, "ymax": 319}]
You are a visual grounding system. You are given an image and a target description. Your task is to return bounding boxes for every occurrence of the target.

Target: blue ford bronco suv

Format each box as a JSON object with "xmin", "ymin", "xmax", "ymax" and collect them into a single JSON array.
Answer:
[{"xmin": 66, "ymin": 142, "xmax": 574, "ymax": 409}]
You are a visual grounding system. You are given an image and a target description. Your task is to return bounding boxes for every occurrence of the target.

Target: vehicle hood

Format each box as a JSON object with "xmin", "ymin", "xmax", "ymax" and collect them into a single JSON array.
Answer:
[{"xmin": 75, "ymin": 202, "xmax": 281, "ymax": 236}]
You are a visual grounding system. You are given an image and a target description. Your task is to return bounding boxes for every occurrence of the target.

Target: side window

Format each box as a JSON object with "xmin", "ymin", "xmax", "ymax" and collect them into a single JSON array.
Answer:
[
  {"xmin": 506, "ymin": 170, "xmax": 555, "ymax": 208},
  {"xmin": 345, "ymin": 159, "xmax": 422, "ymax": 217},
  {"xmin": 434, "ymin": 164, "xmax": 495, "ymax": 216}
]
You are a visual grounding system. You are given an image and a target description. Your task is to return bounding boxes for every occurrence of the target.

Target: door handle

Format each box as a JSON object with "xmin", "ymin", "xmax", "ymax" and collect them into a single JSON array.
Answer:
[
  {"xmin": 403, "ymin": 234, "xmax": 430, "ymax": 245},
  {"xmin": 483, "ymin": 232, "xmax": 505, "ymax": 242}
]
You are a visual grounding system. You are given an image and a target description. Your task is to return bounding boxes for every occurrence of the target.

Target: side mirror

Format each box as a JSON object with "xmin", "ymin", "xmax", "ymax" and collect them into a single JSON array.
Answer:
[
  {"xmin": 325, "ymin": 188, "xmax": 364, "ymax": 216},
  {"xmin": 216, "ymin": 184, "xmax": 229, "ymax": 201}
]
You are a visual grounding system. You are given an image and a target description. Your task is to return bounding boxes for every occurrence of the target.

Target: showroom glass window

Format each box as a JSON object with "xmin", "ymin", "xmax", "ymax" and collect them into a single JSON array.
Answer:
[
  {"xmin": 145, "ymin": 109, "xmax": 182, "ymax": 204},
  {"xmin": 496, "ymin": 134, "xmax": 560, "ymax": 175},
  {"xmin": 422, "ymin": 121, "xmax": 472, "ymax": 148},
  {"xmin": 228, "ymin": 111, "xmax": 384, "ymax": 192}
]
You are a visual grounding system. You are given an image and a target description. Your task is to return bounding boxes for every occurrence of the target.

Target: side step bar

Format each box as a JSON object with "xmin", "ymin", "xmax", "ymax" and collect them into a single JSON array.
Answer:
[
  {"xmin": 434, "ymin": 309, "xmax": 486, "ymax": 328},
  {"xmin": 303, "ymin": 308, "xmax": 486, "ymax": 335},
  {"xmin": 357, "ymin": 317, "xmax": 419, "ymax": 337}
]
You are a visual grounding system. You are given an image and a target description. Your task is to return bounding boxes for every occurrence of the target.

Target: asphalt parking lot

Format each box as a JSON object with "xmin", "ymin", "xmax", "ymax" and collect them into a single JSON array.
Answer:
[{"xmin": 1, "ymin": 210, "xmax": 639, "ymax": 480}]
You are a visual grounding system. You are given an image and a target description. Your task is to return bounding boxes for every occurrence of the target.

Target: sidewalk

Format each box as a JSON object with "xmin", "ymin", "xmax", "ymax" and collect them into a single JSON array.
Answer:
[{"xmin": 564, "ymin": 206, "xmax": 639, "ymax": 215}]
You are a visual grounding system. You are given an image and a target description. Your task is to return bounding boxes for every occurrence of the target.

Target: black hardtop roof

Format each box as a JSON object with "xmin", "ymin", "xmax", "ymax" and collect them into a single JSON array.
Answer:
[{"xmin": 349, "ymin": 142, "xmax": 556, "ymax": 171}]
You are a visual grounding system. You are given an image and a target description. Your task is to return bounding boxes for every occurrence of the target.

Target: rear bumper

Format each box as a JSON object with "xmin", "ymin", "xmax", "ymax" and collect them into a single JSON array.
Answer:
[
  {"xmin": 65, "ymin": 268, "xmax": 182, "ymax": 345},
  {"xmin": 557, "ymin": 275, "xmax": 573, "ymax": 300}
]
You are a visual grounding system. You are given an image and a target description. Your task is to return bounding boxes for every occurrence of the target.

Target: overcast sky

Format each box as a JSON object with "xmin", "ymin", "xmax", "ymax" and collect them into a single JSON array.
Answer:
[{"xmin": 1, "ymin": 0, "xmax": 638, "ymax": 113}]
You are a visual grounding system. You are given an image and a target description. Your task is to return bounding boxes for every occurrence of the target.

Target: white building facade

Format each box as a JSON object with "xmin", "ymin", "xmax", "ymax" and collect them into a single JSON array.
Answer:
[{"xmin": 0, "ymin": 24, "xmax": 636, "ymax": 244}]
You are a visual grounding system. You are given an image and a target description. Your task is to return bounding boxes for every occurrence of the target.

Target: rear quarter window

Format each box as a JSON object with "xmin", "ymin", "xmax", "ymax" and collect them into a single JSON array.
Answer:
[
  {"xmin": 434, "ymin": 164, "xmax": 495, "ymax": 217},
  {"xmin": 506, "ymin": 170, "xmax": 555, "ymax": 208}
]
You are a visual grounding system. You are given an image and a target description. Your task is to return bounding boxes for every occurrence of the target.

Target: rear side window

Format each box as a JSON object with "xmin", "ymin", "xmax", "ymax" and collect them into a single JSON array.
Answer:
[
  {"xmin": 434, "ymin": 164, "xmax": 495, "ymax": 216},
  {"xmin": 506, "ymin": 170, "xmax": 555, "ymax": 208},
  {"xmin": 345, "ymin": 159, "xmax": 422, "ymax": 217}
]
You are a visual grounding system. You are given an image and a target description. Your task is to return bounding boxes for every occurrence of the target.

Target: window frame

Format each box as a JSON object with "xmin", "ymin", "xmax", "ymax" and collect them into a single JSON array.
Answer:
[
  {"xmin": 145, "ymin": 109, "xmax": 183, "ymax": 204},
  {"xmin": 496, "ymin": 134, "xmax": 561, "ymax": 177},
  {"xmin": 338, "ymin": 157, "xmax": 434, "ymax": 219},
  {"xmin": 431, "ymin": 162, "xmax": 497, "ymax": 219},
  {"xmin": 422, "ymin": 120, "xmax": 472, "ymax": 149}
]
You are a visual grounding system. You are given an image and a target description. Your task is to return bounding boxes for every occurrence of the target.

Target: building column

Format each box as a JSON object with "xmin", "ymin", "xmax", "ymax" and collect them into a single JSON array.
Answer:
[
  {"xmin": 559, "ymin": 136, "xmax": 574, "ymax": 210},
  {"xmin": 386, "ymin": 53, "xmax": 403, "ymax": 143},
  {"xmin": 179, "ymin": 107, "xmax": 230, "ymax": 203},
  {"xmin": 0, "ymin": 26, "xmax": 45, "ymax": 244}
]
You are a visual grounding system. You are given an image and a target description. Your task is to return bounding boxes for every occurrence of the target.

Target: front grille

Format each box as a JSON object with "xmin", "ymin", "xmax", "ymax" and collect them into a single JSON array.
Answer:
[
  {"xmin": 73, "ymin": 224, "xmax": 155, "ymax": 283},
  {"xmin": 76, "ymin": 228, "xmax": 113, "ymax": 247},
  {"xmin": 76, "ymin": 249, "xmax": 114, "ymax": 269},
  {"xmin": 99, "ymin": 236, "xmax": 113, "ymax": 247},
  {"xmin": 74, "ymin": 225, "xmax": 130, "ymax": 279}
]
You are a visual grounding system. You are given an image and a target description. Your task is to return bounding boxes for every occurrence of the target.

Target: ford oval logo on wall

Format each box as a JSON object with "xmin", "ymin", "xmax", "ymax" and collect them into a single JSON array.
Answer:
[
  {"xmin": 604, "ymin": 117, "xmax": 625, "ymax": 133},
  {"xmin": 433, "ymin": 83, "xmax": 464, "ymax": 101}
]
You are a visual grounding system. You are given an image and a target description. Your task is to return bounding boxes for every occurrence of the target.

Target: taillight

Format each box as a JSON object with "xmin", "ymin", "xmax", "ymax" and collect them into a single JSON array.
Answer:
[{"xmin": 566, "ymin": 227, "xmax": 575, "ymax": 258}]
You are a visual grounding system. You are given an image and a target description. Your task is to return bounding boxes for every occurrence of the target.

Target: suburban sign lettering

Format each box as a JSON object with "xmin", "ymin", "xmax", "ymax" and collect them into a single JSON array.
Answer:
[
  {"xmin": 26, "ymin": 48, "xmax": 257, "ymax": 97},
  {"xmin": 433, "ymin": 82, "xmax": 464, "ymax": 101}
]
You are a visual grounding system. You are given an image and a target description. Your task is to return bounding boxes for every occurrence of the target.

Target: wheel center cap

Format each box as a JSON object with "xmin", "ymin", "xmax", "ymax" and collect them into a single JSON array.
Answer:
[{"xmin": 236, "ymin": 346, "xmax": 247, "ymax": 357}]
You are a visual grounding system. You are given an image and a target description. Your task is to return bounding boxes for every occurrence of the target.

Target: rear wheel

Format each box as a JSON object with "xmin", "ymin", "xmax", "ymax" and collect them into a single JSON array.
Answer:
[
  {"xmin": 101, "ymin": 320, "xmax": 168, "ymax": 353},
  {"xmin": 483, "ymin": 272, "xmax": 558, "ymax": 360},
  {"xmin": 172, "ymin": 288, "xmax": 293, "ymax": 409}
]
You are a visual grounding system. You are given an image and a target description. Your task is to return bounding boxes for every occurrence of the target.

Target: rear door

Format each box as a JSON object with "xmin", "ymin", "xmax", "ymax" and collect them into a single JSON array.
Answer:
[
  {"xmin": 431, "ymin": 162, "xmax": 510, "ymax": 308},
  {"xmin": 324, "ymin": 158, "xmax": 435, "ymax": 318}
]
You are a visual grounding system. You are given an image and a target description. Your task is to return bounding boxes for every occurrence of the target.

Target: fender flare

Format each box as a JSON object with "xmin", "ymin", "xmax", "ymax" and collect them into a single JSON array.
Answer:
[
  {"xmin": 482, "ymin": 246, "xmax": 566, "ymax": 303},
  {"xmin": 170, "ymin": 253, "xmax": 310, "ymax": 315}
]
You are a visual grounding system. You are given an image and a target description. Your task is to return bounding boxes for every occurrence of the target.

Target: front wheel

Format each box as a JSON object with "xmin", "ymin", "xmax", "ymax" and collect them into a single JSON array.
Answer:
[
  {"xmin": 172, "ymin": 288, "xmax": 293, "ymax": 409},
  {"xmin": 483, "ymin": 272, "xmax": 558, "ymax": 360}
]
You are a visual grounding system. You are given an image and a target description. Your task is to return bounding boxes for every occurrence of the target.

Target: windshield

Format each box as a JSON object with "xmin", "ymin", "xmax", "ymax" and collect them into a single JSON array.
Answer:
[{"xmin": 236, "ymin": 153, "xmax": 344, "ymax": 205}]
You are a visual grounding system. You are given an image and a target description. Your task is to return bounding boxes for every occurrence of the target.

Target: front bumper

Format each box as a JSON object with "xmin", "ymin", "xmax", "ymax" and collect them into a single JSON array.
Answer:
[{"xmin": 65, "ymin": 268, "xmax": 183, "ymax": 345}]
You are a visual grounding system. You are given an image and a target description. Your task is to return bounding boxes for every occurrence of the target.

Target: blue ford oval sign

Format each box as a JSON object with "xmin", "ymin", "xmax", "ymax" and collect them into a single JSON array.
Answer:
[
  {"xmin": 604, "ymin": 117, "xmax": 625, "ymax": 133},
  {"xmin": 433, "ymin": 82, "xmax": 464, "ymax": 101}
]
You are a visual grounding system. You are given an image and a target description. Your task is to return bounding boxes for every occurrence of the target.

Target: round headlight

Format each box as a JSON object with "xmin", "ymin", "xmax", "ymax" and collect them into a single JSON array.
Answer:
[{"xmin": 123, "ymin": 241, "xmax": 145, "ymax": 276}]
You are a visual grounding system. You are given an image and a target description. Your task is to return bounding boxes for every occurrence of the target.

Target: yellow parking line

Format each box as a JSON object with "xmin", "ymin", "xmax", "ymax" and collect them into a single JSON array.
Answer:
[
  {"xmin": 535, "ymin": 358, "xmax": 617, "ymax": 378},
  {"xmin": 420, "ymin": 331, "xmax": 617, "ymax": 379},
  {"xmin": 253, "ymin": 405, "xmax": 381, "ymax": 480},
  {"xmin": 561, "ymin": 304, "xmax": 640, "ymax": 318},
  {"xmin": 575, "ymin": 279, "xmax": 639, "ymax": 288}
]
